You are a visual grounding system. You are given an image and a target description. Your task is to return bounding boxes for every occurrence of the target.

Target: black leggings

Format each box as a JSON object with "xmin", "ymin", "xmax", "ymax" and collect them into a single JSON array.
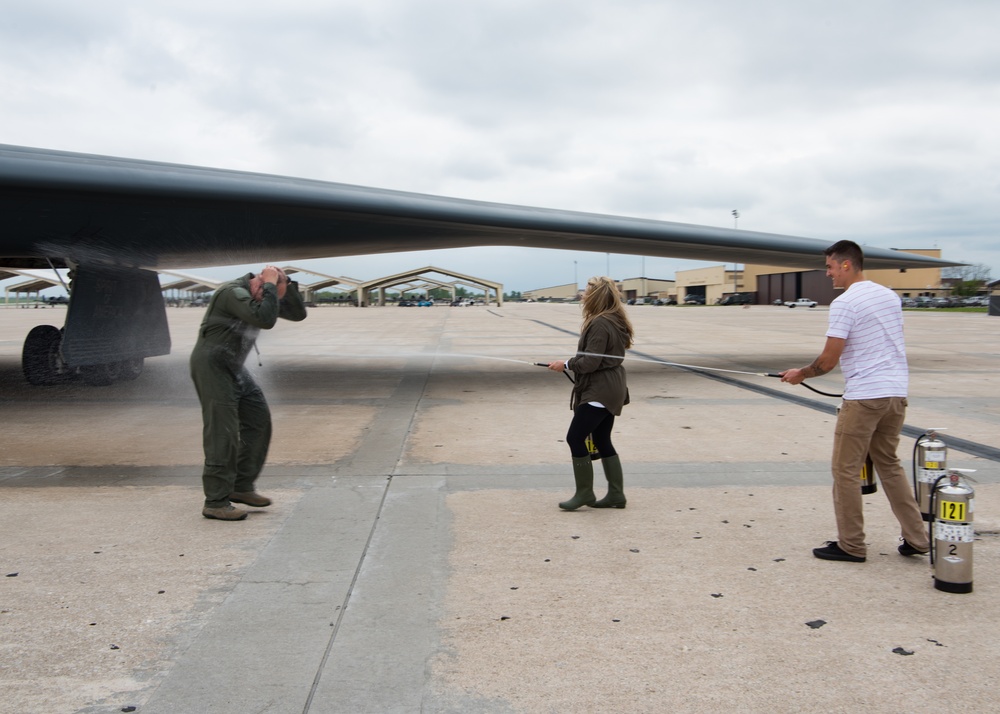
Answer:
[{"xmin": 566, "ymin": 404, "xmax": 617, "ymax": 459}]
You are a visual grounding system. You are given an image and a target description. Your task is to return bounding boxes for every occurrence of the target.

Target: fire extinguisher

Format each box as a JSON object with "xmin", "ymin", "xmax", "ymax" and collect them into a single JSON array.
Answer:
[
  {"xmin": 860, "ymin": 454, "xmax": 877, "ymax": 494},
  {"xmin": 930, "ymin": 469, "xmax": 976, "ymax": 594},
  {"xmin": 913, "ymin": 429, "xmax": 948, "ymax": 522}
]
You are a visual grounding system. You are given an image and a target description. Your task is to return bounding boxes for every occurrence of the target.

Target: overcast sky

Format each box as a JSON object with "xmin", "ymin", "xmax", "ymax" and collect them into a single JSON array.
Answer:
[{"xmin": 3, "ymin": 1, "xmax": 998, "ymax": 292}]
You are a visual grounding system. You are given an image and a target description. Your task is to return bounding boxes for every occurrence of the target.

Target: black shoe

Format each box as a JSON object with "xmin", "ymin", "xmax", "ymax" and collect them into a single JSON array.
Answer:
[
  {"xmin": 813, "ymin": 541, "xmax": 865, "ymax": 562},
  {"xmin": 898, "ymin": 539, "xmax": 929, "ymax": 556}
]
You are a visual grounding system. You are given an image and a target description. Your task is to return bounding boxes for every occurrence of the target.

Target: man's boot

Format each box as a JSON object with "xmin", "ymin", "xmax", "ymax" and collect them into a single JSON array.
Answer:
[
  {"xmin": 591, "ymin": 454, "xmax": 627, "ymax": 509},
  {"xmin": 559, "ymin": 456, "xmax": 597, "ymax": 511}
]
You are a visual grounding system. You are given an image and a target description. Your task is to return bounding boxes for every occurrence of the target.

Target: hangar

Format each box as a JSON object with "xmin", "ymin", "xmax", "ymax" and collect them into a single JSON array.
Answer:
[
  {"xmin": 151, "ymin": 266, "xmax": 502, "ymax": 308},
  {"xmin": 354, "ymin": 266, "xmax": 502, "ymax": 307},
  {"xmin": 1, "ymin": 268, "xmax": 68, "ymax": 305}
]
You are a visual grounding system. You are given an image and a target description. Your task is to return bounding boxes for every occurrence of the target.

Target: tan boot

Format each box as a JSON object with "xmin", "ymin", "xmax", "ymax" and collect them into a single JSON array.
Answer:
[
  {"xmin": 202, "ymin": 504, "xmax": 248, "ymax": 520},
  {"xmin": 230, "ymin": 491, "xmax": 272, "ymax": 507}
]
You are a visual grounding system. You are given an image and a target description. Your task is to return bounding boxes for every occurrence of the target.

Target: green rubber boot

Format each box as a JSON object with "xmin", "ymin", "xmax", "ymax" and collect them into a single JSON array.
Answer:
[
  {"xmin": 591, "ymin": 454, "xmax": 627, "ymax": 509},
  {"xmin": 559, "ymin": 456, "xmax": 597, "ymax": 510}
]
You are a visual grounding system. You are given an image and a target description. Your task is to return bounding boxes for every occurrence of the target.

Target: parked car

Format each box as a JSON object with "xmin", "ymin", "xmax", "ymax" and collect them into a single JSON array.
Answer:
[
  {"xmin": 784, "ymin": 298, "xmax": 818, "ymax": 308},
  {"xmin": 683, "ymin": 295, "xmax": 705, "ymax": 305},
  {"xmin": 719, "ymin": 293, "xmax": 754, "ymax": 305}
]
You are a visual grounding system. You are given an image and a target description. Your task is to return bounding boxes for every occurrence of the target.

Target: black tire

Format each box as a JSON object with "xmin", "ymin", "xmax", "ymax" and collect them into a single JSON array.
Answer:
[
  {"xmin": 22, "ymin": 325, "xmax": 66, "ymax": 386},
  {"xmin": 80, "ymin": 361, "xmax": 123, "ymax": 386},
  {"xmin": 121, "ymin": 357, "xmax": 144, "ymax": 381}
]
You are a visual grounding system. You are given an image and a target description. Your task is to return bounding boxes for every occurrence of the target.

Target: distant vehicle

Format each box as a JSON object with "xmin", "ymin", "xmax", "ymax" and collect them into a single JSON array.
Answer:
[
  {"xmin": 901, "ymin": 297, "xmax": 917, "ymax": 307},
  {"xmin": 913, "ymin": 296, "xmax": 934, "ymax": 307},
  {"xmin": 451, "ymin": 299, "xmax": 474, "ymax": 307},
  {"xmin": 683, "ymin": 295, "xmax": 705, "ymax": 305},
  {"xmin": 43, "ymin": 295, "xmax": 69, "ymax": 305},
  {"xmin": 930, "ymin": 297, "xmax": 951, "ymax": 307},
  {"xmin": 398, "ymin": 300, "xmax": 414, "ymax": 307},
  {"xmin": 719, "ymin": 293, "xmax": 753, "ymax": 305},
  {"xmin": 417, "ymin": 300, "xmax": 433, "ymax": 307},
  {"xmin": 784, "ymin": 298, "xmax": 817, "ymax": 308}
]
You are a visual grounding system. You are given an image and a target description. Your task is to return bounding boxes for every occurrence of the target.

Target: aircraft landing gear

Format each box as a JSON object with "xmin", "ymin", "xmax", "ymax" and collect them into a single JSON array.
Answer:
[
  {"xmin": 21, "ymin": 325, "xmax": 146, "ymax": 386},
  {"xmin": 19, "ymin": 264, "xmax": 168, "ymax": 387},
  {"xmin": 22, "ymin": 325, "xmax": 68, "ymax": 386},
  {"xmin": 121, "ymin": 357, "xmax": 144, "ymax": 381},
  {"xmin": 77, "ymin": 358, "xmax": 143, "ymax": 385},
  {"xmin": 80, "ymin": 361, "xmax": 123, "ymax": 386}
]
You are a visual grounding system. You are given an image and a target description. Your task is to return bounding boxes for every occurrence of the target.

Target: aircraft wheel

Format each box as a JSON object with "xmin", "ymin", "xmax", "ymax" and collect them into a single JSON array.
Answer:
[
  {"xmin": 22, "ymin": 325, "xmax": 66, "ymax": 386},
  {"xmin": 80, "ymin": 361, "xmax": 124, "ymax": 386},
  {"xmin": 121, "ymin": 357, "xmax": 144, "ymax": 381}
]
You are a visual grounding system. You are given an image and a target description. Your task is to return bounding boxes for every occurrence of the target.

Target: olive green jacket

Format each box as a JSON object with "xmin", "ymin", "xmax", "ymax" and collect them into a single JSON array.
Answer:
[
  {"xmin": 191, "ymin": 273, "xmax": 307, "ymax": 375},
  {"xmin": 566, "ymin": 315, "xmax": 630, "ymax": 415}
]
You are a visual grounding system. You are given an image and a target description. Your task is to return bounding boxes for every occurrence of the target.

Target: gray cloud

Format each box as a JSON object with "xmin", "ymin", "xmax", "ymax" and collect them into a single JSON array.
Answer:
[{"xmin": 2, "ymin": 0, "xmax": 998, "ymax": 291}]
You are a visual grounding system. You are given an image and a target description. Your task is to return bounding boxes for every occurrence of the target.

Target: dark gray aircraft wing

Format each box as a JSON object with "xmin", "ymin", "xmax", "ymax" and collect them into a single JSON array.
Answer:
[
  {"xmin": 0, "ymin": 144, "xmax": 957, "ymax": 272},
  {"xmin": 0, "ymin": 144, "xmax": 960, "ymax": 386}
]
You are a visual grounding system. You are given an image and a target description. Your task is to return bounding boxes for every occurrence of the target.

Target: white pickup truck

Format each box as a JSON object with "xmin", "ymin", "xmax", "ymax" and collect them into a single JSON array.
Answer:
[{"xmin": 784, "ymin": 298, "xmax": 818, "ymax": 308}]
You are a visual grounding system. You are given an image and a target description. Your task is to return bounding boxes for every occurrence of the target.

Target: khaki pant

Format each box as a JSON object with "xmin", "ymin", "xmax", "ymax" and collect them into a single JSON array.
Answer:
[{"xmin": 831, "ymin": 397, "xmax": 929, "ymax": 557}]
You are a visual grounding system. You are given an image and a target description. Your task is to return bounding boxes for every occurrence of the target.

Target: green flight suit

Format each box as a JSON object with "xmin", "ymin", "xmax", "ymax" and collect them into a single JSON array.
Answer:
[{"xmin": 190, "ymin": 274, "xmax": 307, "ymax": 508}]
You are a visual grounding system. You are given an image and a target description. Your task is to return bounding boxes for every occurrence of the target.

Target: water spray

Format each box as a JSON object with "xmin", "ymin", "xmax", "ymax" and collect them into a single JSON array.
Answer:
[{"xmin": 317, "ymin": 349, "xmax": 842, "ymax": 397}]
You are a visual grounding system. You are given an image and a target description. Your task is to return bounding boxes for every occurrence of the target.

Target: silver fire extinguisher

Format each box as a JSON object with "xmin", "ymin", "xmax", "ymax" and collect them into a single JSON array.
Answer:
[
  {"xmin": 913, "ymin": 429, "xmax": 948, "ymax": 522},
  {"xmin": 930, "ymin": 469, "xmax": 976, "ymax": 594}
]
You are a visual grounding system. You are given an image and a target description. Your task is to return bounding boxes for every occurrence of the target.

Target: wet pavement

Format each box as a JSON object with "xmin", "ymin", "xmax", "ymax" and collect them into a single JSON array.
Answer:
[{"xmin": 1, "ymin": 302, "xmax": 998, "ymax": 713}]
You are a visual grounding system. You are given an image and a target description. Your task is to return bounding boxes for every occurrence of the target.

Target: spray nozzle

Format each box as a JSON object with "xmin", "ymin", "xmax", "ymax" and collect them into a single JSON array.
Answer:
[{"xmin": 949, "ymin": 468, "xmax": 977, "ymax": 484}]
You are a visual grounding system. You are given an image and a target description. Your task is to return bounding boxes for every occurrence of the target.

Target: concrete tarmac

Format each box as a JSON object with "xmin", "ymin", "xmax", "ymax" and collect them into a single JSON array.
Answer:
[{"xmin": 1, "ymin": 302, "xmax": 998, "ymax": 713}]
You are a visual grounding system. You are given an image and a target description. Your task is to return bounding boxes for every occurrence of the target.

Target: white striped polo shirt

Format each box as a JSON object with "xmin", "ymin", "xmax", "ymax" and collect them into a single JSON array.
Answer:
[{"xmin": 826, "ymin": 280, "xmax": 908, "ymax": 399}]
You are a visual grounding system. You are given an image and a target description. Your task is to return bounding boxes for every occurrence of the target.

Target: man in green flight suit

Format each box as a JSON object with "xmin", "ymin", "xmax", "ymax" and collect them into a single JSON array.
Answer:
[{"xmin": 191, "ymin": 265, "xmax": 307, "ymax": 520}]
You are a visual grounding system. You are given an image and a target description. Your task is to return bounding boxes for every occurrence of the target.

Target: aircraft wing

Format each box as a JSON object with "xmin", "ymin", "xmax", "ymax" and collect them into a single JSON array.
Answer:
[{"xmin": 0, "ymin": 144, "xmax": 960, "ymax": 271}]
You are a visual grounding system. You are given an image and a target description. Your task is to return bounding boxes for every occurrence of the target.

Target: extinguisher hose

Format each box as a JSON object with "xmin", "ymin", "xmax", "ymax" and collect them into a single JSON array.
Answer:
[
  {"xmin": 535, "ymin": 363, "xmax": 575, "ymax": 383},
  {"xmin": 536, "ymin": 357, "xmax": 845, "ymax": 397},
  {"xmin": 928, "ymin": 485, "xmax": 935, "ymax": 567},
  {"xmin": 763, "ymin": 374, "xmax": 842, "ymax": 398},
  {"xmin": 927, "ymin": 473, "xmax": 950, "ymax": 567}
]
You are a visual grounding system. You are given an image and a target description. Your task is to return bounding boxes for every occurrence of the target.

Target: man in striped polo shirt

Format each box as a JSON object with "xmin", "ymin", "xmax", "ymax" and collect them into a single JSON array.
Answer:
[{"xmin": 780, "ymin": 240, "xmax": 929, "ymax": 563}]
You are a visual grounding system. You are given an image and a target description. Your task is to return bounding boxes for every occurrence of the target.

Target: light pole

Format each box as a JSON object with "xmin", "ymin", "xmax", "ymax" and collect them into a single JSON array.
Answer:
[{"xmin": 731, "ymin": 209, "xmax": 740, "ymax": 297}]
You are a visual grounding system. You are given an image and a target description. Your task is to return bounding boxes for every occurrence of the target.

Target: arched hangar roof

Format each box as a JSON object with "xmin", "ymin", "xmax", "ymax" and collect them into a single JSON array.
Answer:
[{"xmin": 359, "ymin": 266, "xmax": 501, "ymax": 294}]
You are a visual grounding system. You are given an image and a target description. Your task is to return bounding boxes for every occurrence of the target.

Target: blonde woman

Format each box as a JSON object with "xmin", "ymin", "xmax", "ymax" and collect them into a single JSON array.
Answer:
[{"xmin": 548, "ymin": 277, "xmax": 634, "ymax": 510}]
